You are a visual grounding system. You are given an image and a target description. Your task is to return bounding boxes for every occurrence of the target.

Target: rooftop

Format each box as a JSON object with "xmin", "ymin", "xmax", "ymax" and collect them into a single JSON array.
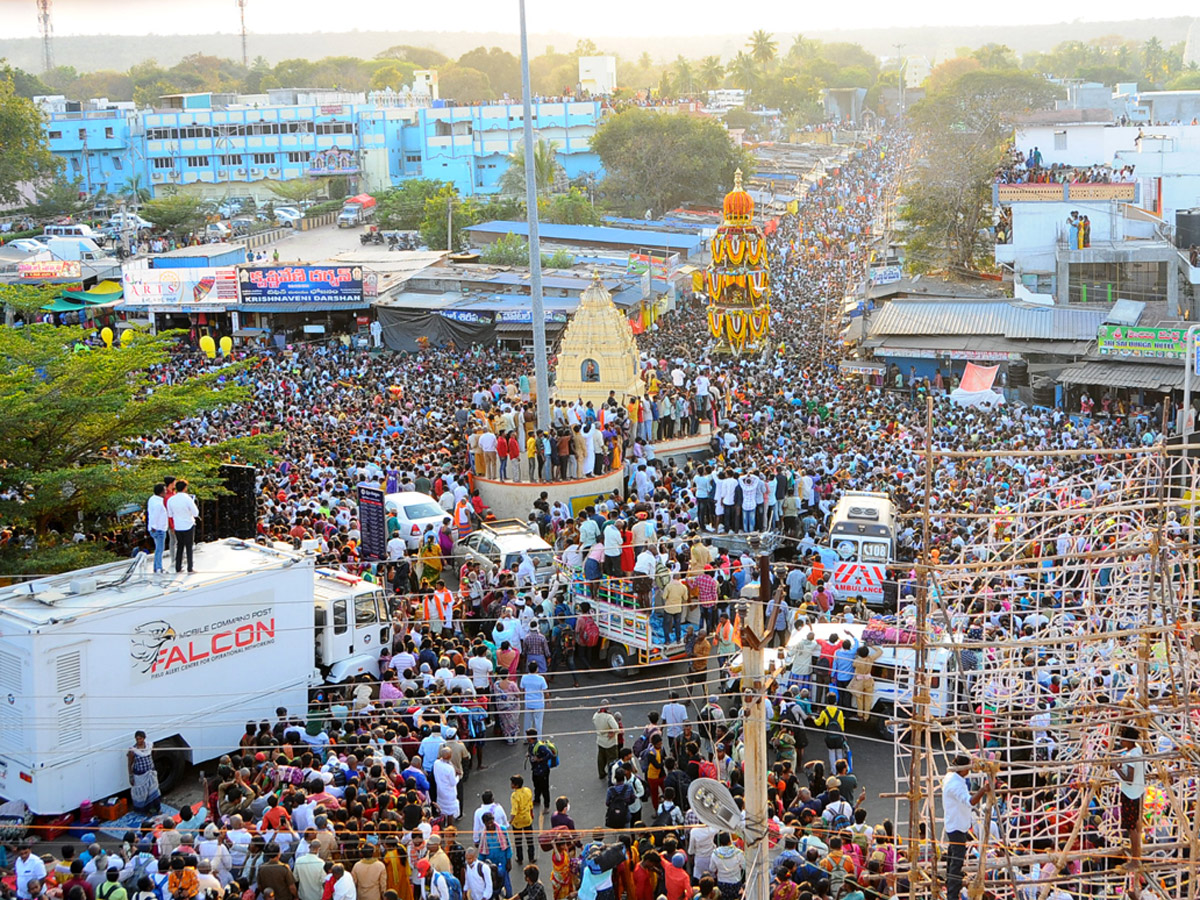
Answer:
[
  {"xmin": 464, "ymin": 220, "xmax": 704, "ymax": 254},
  {"xmin": 867, "ymin": 298, "xmax": 1111, "ymax": 342}
]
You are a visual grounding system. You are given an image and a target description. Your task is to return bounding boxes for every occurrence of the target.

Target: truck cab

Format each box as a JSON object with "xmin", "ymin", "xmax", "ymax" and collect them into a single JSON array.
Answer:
[
  {"xmin": 312, "ymin": 570, "xmax": 389, "ymax": 683},
  {"xmin": 827, "ymin": 491, "xmax": 896, "ymax": 606}
]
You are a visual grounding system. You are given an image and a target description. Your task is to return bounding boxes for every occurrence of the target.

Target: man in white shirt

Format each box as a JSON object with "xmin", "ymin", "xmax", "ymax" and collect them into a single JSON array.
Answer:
[
  {"xmin": 146, "ymin": 484, "xmax": 169, "ymax": 573},
  {"xmin": 478, "ymin": 431, "xmax": 499, "ymax": 479},
  {"xmin": 331, "ymin": 864, "xmax": 356, "ymax": 900},
  {"xmin": 433, "ymin": 746, "xmax": 460, "ymax": 820},
  {"xmin": 1116, "ymin": 726, "xmax": 1146, "ymax": 865},
  {"xmin": 463, "ymin": 847, "xmax": 492, "ymax": 900},
  {"xmin": 941, "ymin": 754, "xmax": 988, "ymax": 900},
  {"xmin": 661, "ymin": 692, "xmax": 688, "ymax": 758},
  {"xmin": 165, "ymin": 479, "xmax": 200, "ymax": 573},
  {"xmin": 14, "ymin": 842, "xmax": 46, "ymax": 900}
]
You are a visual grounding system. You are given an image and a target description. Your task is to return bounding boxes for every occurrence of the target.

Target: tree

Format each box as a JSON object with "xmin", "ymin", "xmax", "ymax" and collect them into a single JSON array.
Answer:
[
  {"xmin": 457, "ymin": 47, "xmax": 521, "ymax": 97},
  {"xmin": 673, "ymin": 57, "xmax": 695, "ymax": 95},
  {"xmin": 141, "ymin": 193, "xmax": 208, "ymax": 237},
  {"xmin": 267, "ymin": 178, "xmax": 329, "ymax": 204},
  {"xmin": 29, "ymin": 176, "xmax": 87, "ymax": 219},
  {"xmin": 971, "ymin": 43, "xmax": 1019, "ymax": 70},
  {"xmin": 419, "ymin": 184, "xmax": 478, "ymax": 252},
  {"xmin": 437, "ymin": 64, "xmax": 494, "ymax": 102},
  {"xmin": 481, "ymin": 231, "xmax": 532, "ymax": 266},
  {"xmin": 748, "ymin": 31, "xmax": 778, "ymax": 69},
  {"xmin": 498, "ymin": 139, "xmax": 563, "ymax": 197},
  {"xmin": 120, "ymin": 174, "xmax": 152, "ymax": 206},
  {"xmin": 728, "ymin": 52, "xmax": 760, "ymax": 93},
  {"xmin": 0, "ymin": 325, "xmax": 272, "ymax": 573},
  {"xmin": 369, "ymin": 62, "xmax": 418, "ymax": 91},
  {"xmin": 723, "ymin": 107, "xmax": 758, "ymax": 133},
  {"xmin": 698, "ymin": 56, "xmax": 725, "ymax": 92},
  {"xmin": 591, "ymin": 108, "xmax": 755, "ymax": 217},
  {"xmin": 1, "ymin": 63, "xmax": 50, "ymax": 98},
  {"xmin": 376, "ymin": 45, "xmax": 448, "ymax": 68},
  {"xmin": 926, "ymin": 57, "xmax": 982, "ymax": 91},
  {"xmin": 376, "ymin": 179, "xmax": 444, "ymax": 230},
  {"xmin": 540, "ymin": 187, "xmax": 600, "ymax": 225},
  {"xmin": 903, "ymin": 69, "xmax": 1057, "ymax": 272},
  {"xmin": 0, "ymin": 76, "xmax": 59, "ymax": 206}
]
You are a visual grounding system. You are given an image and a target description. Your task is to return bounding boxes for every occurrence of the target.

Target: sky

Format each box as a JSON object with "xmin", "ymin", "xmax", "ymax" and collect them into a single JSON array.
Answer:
[{"xmin": 0, "ymin": 0, "xmax": 1196, "ymax": 38}]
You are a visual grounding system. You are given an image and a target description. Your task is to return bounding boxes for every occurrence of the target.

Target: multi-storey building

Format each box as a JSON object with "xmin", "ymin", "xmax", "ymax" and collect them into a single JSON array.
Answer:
[{"xmin": 37, "ymin": 90, "xmax": 604, "ymax": 202}]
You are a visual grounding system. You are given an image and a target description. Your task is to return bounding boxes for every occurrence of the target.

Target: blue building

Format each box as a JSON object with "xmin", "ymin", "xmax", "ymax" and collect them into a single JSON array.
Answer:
[{"xmin": 39, "ymin": 92, "xmax": 604, "ymax": 202}]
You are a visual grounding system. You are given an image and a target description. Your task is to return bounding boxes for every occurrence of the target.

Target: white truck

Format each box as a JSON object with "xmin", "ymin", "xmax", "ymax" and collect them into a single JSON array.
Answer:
[
  {"xmin": 564, "ymin": 569, "xmax": 686, "ymax": 675},
  {"xmin": 828, "ymin": 491, "xmax": 896, "ymax": 607},
  {"xmin": 45, "ymin": 237, "xmax": 112, "ymax": 263},
  {"xmin": 0, "ymin": 539, "xmax": 389, "ymax": 815}
]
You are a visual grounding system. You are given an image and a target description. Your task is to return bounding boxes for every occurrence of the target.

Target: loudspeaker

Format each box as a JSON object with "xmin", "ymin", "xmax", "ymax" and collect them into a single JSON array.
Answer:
[{"xmin": 217, "ymin": 464, "xmax": 258, "ymax": 539}]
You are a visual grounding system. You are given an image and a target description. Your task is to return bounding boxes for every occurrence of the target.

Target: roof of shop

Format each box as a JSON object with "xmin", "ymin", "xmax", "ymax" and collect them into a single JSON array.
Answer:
[
  {"xmin": 868, "ymin": 299, "xmax": 1110, "ymax": 341},
  {"xmin": 465, "ymin": 220, "xmax": 703, "ymax": 254},
  {"xmin": 1057, "ymin": 360, "xmax": 1199, "ymax": 391}
]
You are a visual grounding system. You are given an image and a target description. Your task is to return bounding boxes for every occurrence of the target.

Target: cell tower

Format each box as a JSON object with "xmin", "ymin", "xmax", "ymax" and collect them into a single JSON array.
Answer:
[
  {"xmin": 236, "ymin": 0, "xmax": 248, "ymax": 68},
  {"xmin": 36, "ymin": 0, "xmax": 53, "ymax": 73}
]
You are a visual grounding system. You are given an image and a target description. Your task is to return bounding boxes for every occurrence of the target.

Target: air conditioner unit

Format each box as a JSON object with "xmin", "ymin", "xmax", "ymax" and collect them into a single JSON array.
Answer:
[
  {"xmin": 268, "ymin": 167, "xmax": 279, "ymax": 174},
  {"xmin": 218, "ymin": 169, "xmax": 227, "ymax": 177},
  {"xmin": 238, "ymin": 167, "xmax": 248, "ymax": 174},
  {"xmin": 251, "ymin": 168, "xmax": 262, "ymax": 176},
  {"xmin": 152, "ymin": 172, "xmax": 163, "ymax": 181}
]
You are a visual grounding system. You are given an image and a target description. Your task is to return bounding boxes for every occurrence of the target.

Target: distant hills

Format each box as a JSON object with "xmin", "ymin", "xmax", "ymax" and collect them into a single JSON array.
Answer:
[{"xmin": 1, "ymin": 18, "xmax": 1195, "ymax": 74}]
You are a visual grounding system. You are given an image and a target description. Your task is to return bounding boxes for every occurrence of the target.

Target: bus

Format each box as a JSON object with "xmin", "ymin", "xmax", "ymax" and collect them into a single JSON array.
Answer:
[{"xmin": 828, "ymin": 491, "xmax": 895, "ymax": 607}]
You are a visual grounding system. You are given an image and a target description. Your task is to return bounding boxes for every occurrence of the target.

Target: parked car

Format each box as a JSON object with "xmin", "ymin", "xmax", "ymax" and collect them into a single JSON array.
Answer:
[
  {"xmin": 8, "ymin": 238, "xmax": 47, "ymax": 253},
  {"xmin": 204, "ymin": 222, "xmax": 232, "ymax": 241},
  {"xmin": 384, "ymin": 491, "xmax": 450, "ymax": 550},
  {"xmin": 273, "ymin": 207, "xmax": 302, "ymax": 227},
  {"xmin": 460, "ymin": 520, "xmax": 556, "ymax": 583},
  {"xmin": 230, "ymin": 216, "xmax": 255, "ymax": 235}
]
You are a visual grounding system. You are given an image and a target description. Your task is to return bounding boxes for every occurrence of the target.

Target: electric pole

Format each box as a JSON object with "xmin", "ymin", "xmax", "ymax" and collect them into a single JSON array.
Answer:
[
  {"xmin": 37, "ymin": 0, "xmax": 53, "ymax": 73},
  {"xmin": 739, "ymin": 536, "xmax": 772, "ymax": 900},
  {"xmin": 893, "ymin": 43, "xmax": 906, "ymax": 120},
  {"xmin": 518, "ymin": 0, "xmax": 552, "ymax": 430}
]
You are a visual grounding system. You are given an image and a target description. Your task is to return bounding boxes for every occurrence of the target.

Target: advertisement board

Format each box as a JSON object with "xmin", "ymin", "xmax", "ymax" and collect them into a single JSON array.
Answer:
[
  {"xmin": 19, "ymin": 260, "xmax": 82, "ymax": 279},
  {"xmin": 868, "ymin": 265, "xmax": 902, "ymax": 285},
  {"xmin": 357, "ymin": 483, "xmax": 387, "ymax": 562},
  {"xmin": 1096, "ymin": 325, "xmax": 1187, "ymax": 359},
  {"xmin": 130, "ymin": 595, "xmax": 275, "ymax": 681},
  {"xmin": 239, "ymin": 266, "xmax": 364, "ymax": 303},
  {"xmin": 122, "ymin": 268, "xmax": 239, "ymax": 306}
]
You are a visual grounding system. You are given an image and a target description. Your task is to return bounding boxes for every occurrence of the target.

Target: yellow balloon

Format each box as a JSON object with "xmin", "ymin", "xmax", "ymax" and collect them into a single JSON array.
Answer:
[
  {"xmin": 219, "ymin": 336, "xmax": 233, "ymax": 356},
  {"xmin": 120, "ymin": 329, "xmax": 133, "ymax": 346},
  {"xmin": 199, "ymin": 334, "xmax": 216, "ymax": 359},
  {"xmin": 100, "ymin": 326, "xmax": 113, "ymax": 348}
]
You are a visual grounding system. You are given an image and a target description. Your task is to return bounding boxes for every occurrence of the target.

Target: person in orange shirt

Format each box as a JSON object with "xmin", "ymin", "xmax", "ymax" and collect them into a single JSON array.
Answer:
[{"xmin": 506, "ymin": 432, "xmax": 523, "ymax": 483}]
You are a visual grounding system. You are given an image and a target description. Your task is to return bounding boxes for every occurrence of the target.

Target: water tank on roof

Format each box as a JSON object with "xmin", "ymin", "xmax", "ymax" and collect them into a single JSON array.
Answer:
[
  {"xmin": 1008, "ymin": 360, "xmax": 1029, "ymax": 388},
  {"xmin": 1176, "ymin": 208, "xmax": 1200, "ymax": 250}
]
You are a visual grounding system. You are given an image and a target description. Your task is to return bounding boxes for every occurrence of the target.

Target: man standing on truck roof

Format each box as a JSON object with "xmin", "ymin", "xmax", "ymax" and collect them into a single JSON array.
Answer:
[
  {"xmin": 147, "ymin": 484, "xmax": 169, "ymax": 573},
  {"xmin": 166, "ymin": 480, "xmax": 200, "ymax": 574}
]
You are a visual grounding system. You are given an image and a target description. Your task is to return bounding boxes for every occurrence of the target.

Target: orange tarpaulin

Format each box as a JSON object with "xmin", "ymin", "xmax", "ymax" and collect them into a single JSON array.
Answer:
[{"xmin": 959, "ymin": 363, "xmax": 999, "ymax": 393}]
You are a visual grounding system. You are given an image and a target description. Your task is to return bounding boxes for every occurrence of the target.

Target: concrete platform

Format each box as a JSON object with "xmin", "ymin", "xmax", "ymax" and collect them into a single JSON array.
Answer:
[{"xmin": 476, "ymin": 468, "xmax": 625, "ymax": 520}]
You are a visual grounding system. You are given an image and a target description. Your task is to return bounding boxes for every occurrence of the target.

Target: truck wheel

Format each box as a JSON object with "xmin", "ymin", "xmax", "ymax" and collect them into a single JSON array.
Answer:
[
  {"xmin": 608, "ymin": 645, "xmax": 630, "ymax": 677},
  {"xmin": 154, "ymin": 743, "xmax": 186, "ymax": 794}
]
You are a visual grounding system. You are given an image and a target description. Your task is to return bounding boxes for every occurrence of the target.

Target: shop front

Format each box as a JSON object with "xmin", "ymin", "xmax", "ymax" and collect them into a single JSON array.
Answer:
[{"xmin": 235, "ymin": 264, "xmax": 374, "ymax": 346}]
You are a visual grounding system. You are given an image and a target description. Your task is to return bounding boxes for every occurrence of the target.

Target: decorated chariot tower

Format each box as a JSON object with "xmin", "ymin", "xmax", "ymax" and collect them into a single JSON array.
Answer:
[{"xmin": 704, "ymin": 169, "xmax": 771, "ymax": 355}]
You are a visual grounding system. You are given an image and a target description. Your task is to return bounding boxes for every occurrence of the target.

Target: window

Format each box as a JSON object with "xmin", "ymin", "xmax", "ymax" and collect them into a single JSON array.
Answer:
[
  {"xmin": 113, "ymin": 156, "xmax": 123, "ymax": 169},
  {"xmin": 48, "ymin": 130, "xmax": 62, "ymax": 139},
  {"xmin": 219, "ymin": 155, "xmax": 240, "ymax": 167},
  {"xmin": 105, "ymin": 127, "xmax": 114, "ymax": 139},
  {"xmin": 152, "ymin": 158, "xmax": 173, "ymax": 170},
  {"xmin": 405, "ymin": 154, "xmax": 421, "ymax": 163},
  {"xmin": 582, "ymin": 359, "xmax": 601, "ymax": 382},
  {"xmin": 333, "ymin": 598, "xmax": 348, "ymax": 635},
  {"xmin": 316, "ymin": 121, "xmax": 354, "ymax": 135},
  {"xmin": 355, "ymin": 594, "xmax": 378, "ymax": 626},
  {"xmin": 70, "ymin": 157, "xmax": 80, "ymax": 172},
  {"xmin": 78, "ymin": 128, "xmax": 86, "ymax": 139},
  {"xmin": 147, "ymin": 127, "xmax": 179, "ymax": 141},
  {"xmin": 252, "ymin": 153, "xmax": 275, "ymax": 166},
  {"xmin": 1054, "ymin": 131, "xmax": 1067, "ymax": 151},
  {"xmin": 286, "ymin": 151, "xmax": 307, "ymax": 163},
  {"xmin": 185, "ymin": 156, "xmax": 208, "ymax": 167}
]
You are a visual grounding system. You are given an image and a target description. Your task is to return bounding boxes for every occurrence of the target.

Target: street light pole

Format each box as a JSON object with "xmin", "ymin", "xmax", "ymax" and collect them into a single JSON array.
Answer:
[
  {"xmin": 519, "ymin": 0, "xmax": 552, "ymax": 430},
  {"xmin": 738, "ymin": 537, "xmax": 771, "ymax": 900}
]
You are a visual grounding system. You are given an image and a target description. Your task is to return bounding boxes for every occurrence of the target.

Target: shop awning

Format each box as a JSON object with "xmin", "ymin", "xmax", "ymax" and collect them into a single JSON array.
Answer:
[
  {"xmin": 1057, "ymin": 361, "xmax": 1200, "ymax": 391},
  {"xmin": 42, "ymin": 297, "xmax": 88, "ymax": 312},
  {"xmin": 62, "ymin": 280, "xmax": 124, "ymax": 303},
  {"xmin": 235, "ymin": 302, "xmax": 369, "ymax": 312}
]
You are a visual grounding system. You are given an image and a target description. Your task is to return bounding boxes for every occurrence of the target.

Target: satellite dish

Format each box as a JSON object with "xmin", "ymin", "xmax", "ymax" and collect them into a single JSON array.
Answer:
[{"xmin": 687, "ymin": 778, "xmax": 742, "ymax": 834}]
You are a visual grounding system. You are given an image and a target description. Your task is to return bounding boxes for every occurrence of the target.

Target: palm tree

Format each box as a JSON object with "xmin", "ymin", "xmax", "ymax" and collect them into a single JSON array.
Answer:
[
  {"xmin": 748, "ymin": 30, "xmax": 777, "ymax": 68},
  {"xmin": 498, "ymin": 138, "xmax": 563, "ymax": 196},
  {"xmin": 699, "ymin": 56, "xmax": 725, "ymax": 92},
  {"xmin": 120, "ymin": 175, "xmax": 151, "ymax": 206},
  {"xmin": 673, "ymin": 56, "xmax": 695, "ymax": 95},
  {"xmin": 638, "ymin": 51, "xmax": 652, "ymax": 70},
  {"xmin": 729, "ymin": 52, "xmax": 760, "ymax": 93},
  {"xmin": 788, "ymin": 34, "xmax": 814, "ymax": 61}
]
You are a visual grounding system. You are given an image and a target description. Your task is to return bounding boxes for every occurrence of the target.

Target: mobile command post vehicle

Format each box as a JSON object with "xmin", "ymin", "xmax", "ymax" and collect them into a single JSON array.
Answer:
[
  {"xmin": 828, "ymin": 492, "xmax": 896, "ymax": 607},
  {"xmin": 0, "ymin": 539, "xmax": 389, "ymax": 815}
]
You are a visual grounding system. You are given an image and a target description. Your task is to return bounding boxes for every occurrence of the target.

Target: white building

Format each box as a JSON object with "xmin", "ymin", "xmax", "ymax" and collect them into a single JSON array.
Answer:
[{"xmin": 578, "ymin": 56, "xmax": 617, "ymax": 96}]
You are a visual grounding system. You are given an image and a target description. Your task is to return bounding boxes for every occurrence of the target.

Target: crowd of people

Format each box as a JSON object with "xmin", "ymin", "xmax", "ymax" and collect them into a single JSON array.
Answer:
[{"xmin": 994, "ymin": 147, "xmax": 1136, "ymax": 185}]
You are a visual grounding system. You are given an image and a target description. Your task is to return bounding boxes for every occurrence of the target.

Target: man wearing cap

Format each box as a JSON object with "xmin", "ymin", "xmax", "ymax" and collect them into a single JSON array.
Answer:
[{"xmin": 593, "ymin": 701, "xmax": 620, "ymax": 779}]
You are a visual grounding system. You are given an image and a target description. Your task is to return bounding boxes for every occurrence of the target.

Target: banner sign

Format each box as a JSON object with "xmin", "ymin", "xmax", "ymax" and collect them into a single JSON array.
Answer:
[
  {"xmin": 1097, "ymin": 325, "xmax": 1187, "ymax": 359},
  {"xmin": 123, "ymin": 267, "xmax": 238, "ymax": 305},
  {"xmin": 495, "ymin": 310, "xmax": 569, "ymax": 324},
  {"xmin": 627, "ymin": 250, "xmax": 678, "ymax": 280},
  {"xmin": 357, "ymin": 483, "xmax": 387, "ymax": 562},
  {"xmin": 19, "ymin": 260, "xmax": 81, "ymax": 278},
  {"xmin": 239, "ymin": 265, "xmax": 364, "ymax": 303},
  {"xmin": 868, "ymin": 265, "xmax": 901, "ymax": 285},
  {"xmin": 440, "ymin": 310, "xmax": 493, "ymax": 324}
]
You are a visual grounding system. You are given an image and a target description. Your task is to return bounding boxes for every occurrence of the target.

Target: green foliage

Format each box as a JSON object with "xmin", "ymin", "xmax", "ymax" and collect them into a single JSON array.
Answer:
[
  {"xmin": 723, "ymin": 107, "xmax": 759, "ymax": 132},
  {"xmin": 438, "ymin": 64, "xmax": 494, "ymax": 102},
  {"xmin": 420, "ymin": 184, "xmax": 476, "ymax": 252},
  {"xmin": 457, "ymin": 47, "xmax": 521, "ymax": 97},
  {"xmin": 376, "ymin": 45, "xmax": 448, "ymax": 68},
  {"xmin": 540, "ymin": 188, "xmax": 600, "ymax": 226},
  {"xmin": 1020, "ymin": 36, "xmax": 1187, "ymax": 88},
  {"xmin": 120, "ymin": 174, "xmax": 152, "ymax": 205},
  {"xmin": 0, "ymin": 76, "xmax": 60, "ymax": 206},
  {"xmin": 903, "ymin": 69, "xmax": 1057, "ymax": 273},
  {"xmin": 267, "ymin": 178, "xmax": 329, "ymax": 204},
  {"xmin": 1, "ymin": 62, "xmax": 50, "ymax": 98},
  {"xmin": 0, "ymin": 325, "xmax": 274, "ymax": 572},
  {"xmin": 479, "ymin": 232, "xmax": 575, "ymax": 269},
  {"xmin": 543, "ymin": 249, "xmax": 576, "ymax": 268},
  {"xmin": 591, "ymin": 109, "xmax": 755, "ymax": 217},
  {"xmin": 370, "ymin": 62, "xmax": 419, "ymax": 91},
  {"xmin": 304, "ymin": 198, "xmax": 344, "ymax": 217},
  {"xmin": 29, "ymin": 176, "xmax": 87, "ymax": 219},
  {"xmin": 141, "ymin": 193, "xmax": 208, "ymax": 237},
  {"xmin": 377, "ymin": 179, "xmax": 444, "ymax": 230},
  {"xmin": 498, "ymin": 139, "xmax": 563, "ymax": 197}
]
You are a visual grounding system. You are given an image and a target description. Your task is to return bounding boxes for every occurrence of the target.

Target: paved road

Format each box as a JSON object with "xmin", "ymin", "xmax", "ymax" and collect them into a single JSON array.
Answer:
[{"xmin": 237, "ymin": 221, "xmax": 370, "ymax": 264}]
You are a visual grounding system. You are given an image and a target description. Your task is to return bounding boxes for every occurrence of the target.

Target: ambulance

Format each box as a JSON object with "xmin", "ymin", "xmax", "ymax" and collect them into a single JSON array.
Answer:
[{"xmin": 827, "ymin": 491, "xmax": 895, "ymax": 607}]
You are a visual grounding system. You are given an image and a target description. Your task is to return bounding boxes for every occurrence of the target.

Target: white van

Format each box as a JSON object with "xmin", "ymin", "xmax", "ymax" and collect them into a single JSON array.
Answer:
[
  {"xmin": 828, "ymin": 491, "xmax": 895, "ymax": 606},
  {"xmin": 43, "ymin": 223, "xmax": 101, "ymax": 240}
]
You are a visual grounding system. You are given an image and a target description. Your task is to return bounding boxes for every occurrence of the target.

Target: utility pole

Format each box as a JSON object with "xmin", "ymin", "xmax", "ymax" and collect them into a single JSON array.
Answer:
[
  {"xmin": 518, "ymin": 0, "xmax": 552, "ymax": 430},
  {"xmin": 738, "ymin": 536, "xmax": 772, "ymax": 900},
  {"xmin": 236, "ymin": 0, "xmax": 249, "ymax": 68},
  {"xmin": 893, "ymin": 43, "xmax": 906, "ymax": 120},
  {"xmin": 447, "ymin": 197, "xmax": 453, "ymax": 253}
]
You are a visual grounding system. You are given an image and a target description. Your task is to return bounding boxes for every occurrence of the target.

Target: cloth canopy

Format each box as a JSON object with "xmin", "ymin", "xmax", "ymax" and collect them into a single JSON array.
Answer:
[
  {"xmin": 62, "ymin": 280, "xmax": 124, "ymax": 304},
  {"xmin": 959, "ymin": 362, "xmax": 999, "ymax": 393},
  {"xmin": 42, "ymin": 297, "xmax": 88, "ymax": 312}
]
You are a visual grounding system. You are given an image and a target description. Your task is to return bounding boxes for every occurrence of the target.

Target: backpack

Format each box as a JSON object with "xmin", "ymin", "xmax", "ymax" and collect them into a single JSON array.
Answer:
[
  {"xmin": 631, "ymin": 730, "xmax": 651, "ymax": 760},
  {"xmin": 576, "ymin": 616, "xmax": 600, "ymax": 648},
  {"xmin": 605, "ymin": 785, "xmax": 632, "ymax": 828},
  {"xmin": 697, "ymin": 759, "xmax": 719, "ymax": 781},
  {"xmin": 824, "ymin": 800, "xmax": 853, "ymax": 833},
  {"xmin": 435, "ymin": 872, "xmax": 463, "ymax": 900},
  {"xmin": 476, "ymin": 862, "xmax": 504, "ymax": 900},
  {"xmin": 123, "ymin": 856, "xmax": 153, "ymax": 891},
  {"xmin": 99, "ymin": 884, "xmax": 125, "ymax": 900},
  {"xmin": 824, "ymin": 857, "xmax": 850, "ymax": 899},
  {"xmin": 534, "ymin": 739, "xmax": 559, "ymax": 769}
]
